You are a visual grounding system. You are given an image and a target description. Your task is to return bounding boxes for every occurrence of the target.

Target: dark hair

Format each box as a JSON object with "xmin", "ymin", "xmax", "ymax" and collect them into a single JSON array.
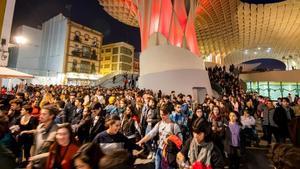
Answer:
[
  {"xmin": 16, "ymin": 92, "xmax": 25, "ymax": 98},
  {"xmin": 282, "ymin": 97, "xmax": 290, "ymax": 103},
  {"xmin": 105, "ymin": 114, "xmax": 121, "ymax": 128},
  {"xmin": 160, "ymin": 106, "xmax": 170, "ymax": 115},
  {"xmin": 192, "ymin": 117, "xmax": 211, "ymax": 142},
  {"xmin": 22, "ymin": 104, "xmax": 33, "ymax": 114},
  {"xmin": 91, "ymin": 102, "xmax": 102, "ymax": 110},
  {"xmin": 76, "ymin": 97, "xmax": 84, "ymax": 105},
  {"xmin": 56, "ymin": 100, "xmax": 65, "ymax": 109},
  {"xmin": 73, "ymin": 143, "xmax": 103, "ymax": 169},
  {"xmin": 42, "ymin": 104, "xmax": 59, "ymax": 118},
  {"xmin": 9, "ymin": 99, "xmax": 22, "ymax": 106},
  {"xmin": 99, "ymin": 150, "xmax": 131, "ymax": 169}
]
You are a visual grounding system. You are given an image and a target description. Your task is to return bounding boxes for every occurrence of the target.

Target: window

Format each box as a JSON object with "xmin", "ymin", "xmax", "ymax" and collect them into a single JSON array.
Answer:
[
  {"xmin": 120, "ymin": 55, "xmax": 132, "ymax": 63},
  {"xmin": 112, "ymin": 64, "xmax": 117, "ymax": 71},
  {"xmin": 104, "ymin": 64, "xmax": 110, "ymax": 68},
  {"xmin": 120, "ymin": 46, "xmax": 132, "ymax": 55},
  {"xmin": 105, "ymin": 48, "xmax": 111, "ymax": 53},
  {"xmin": 119, "ymin": 63, "xmax": 131, "ymax": 71},
  {"xmin": 80, "ymin": 61, "xmax": 90, "ymax": 73},
  {"xmin": 105, "ymin": 56, "xmax": 110, "ymax": 60},
  {"xmin": 113, "ymin": 47, "xmax": 119, "ymax": 54},
  {"xmin": 112, "ymin": 55, "xmax": 118, "ymax": 62}
]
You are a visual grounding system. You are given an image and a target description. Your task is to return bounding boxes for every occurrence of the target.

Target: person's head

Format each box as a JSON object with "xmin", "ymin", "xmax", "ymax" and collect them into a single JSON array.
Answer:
[
  {"xmin": 91, "ymin": 103, "xmax": 102, "ymax": 117},
  {"xmin": 73, "ymin": 143, "xmax": 103, "ymax": 169},
  {"xmin": 55, "ymin": 123, "xmax": 74, "ymax": 146},
  {"xmin": 243, "ymin": 109, "xmax": 249, "ymax": 117},
  {"xmin": 69, "ymin": 93, "xmax": 76, "ymax": 104},
  {"xmin": 119, "ymin": 98, "xmax": 127, "ymax": 108},
  {"xmin": 297, "ymin": 98, "xmax": 300, "ymax": 105},
  {"xmin": 124, "ymin": 105, "xmax": 134, "ymax": 117},
  {"xmin": 282, "ymin": 97, "xmax": 290, "ymax": 107},
  {"xmin": 212, "ymin": 106, "xmax": 220, "ymax": 116},
  {"xmin": 229, "ymin": 112, "xmax": 238, "ymax": 123},
  {"xmin": 75, "ymin": 97, "xmax": 84, "ymax": 107},
  {"xmin": 266, "ymin": 100, "xmax": 274, "ymax": 109},
  {"xmin": 98, "ymin": 150, "xmax": 131, "ymax": 169},
  {"xmin": 148, "ymin": 97, "xmax": 156, "ymax": 108},
  {"xmin": 16, "ymin": 92, "xmax": 25, "ymax": 100},
  {"xmin": 9, "ymin": 99, "xmax": 22, "ymax": 111},
  {"xmin": 192, "ymin": 118, "xmax": 211, "ymax": 144},
  {"xmin": 39, "ymin": 104, "xmax": 58, "ymax": 123},
  {"xmin": 108, "ymin": 96, "xmax": 116, "ymax": 105},
  {"xmin": 105, "ymin": 115, "xmax": 121, "ymax": 134},
  {"xmin": 83, "ymin": 107, "xmax": 91, "ymax": 117},
  {"xmin": 21, "ymin": 104, "xmax": 33, "ymax": 116},
  {"xmin": 175, "ymin": 103, "xmax": 182, "ymax": 113},
  {"xmin": 56, "ymin": 100, "xmax": 65, "ymax": 109},
  {"xmin": 159, "ymin": 106, "xmax": 170, "ymax": 121},
  {"xmin": 194, "ymin": 106, "xmax": 203, "ymax": 118}
]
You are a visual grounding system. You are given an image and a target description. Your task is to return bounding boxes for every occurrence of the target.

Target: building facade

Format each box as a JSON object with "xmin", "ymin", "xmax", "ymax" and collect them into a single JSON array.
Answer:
[
  {"xmin": 0, "ymin": 0, "xmax": 16, "ymax": 67},
  {"xmin": 9, "ymin": 14, "xmax": 103, "ymax": 85},
  {"xmin": 100, "ymin": 42, "xmax": 134, "ymax": 75},
  {"xmin": 133, "ymin": 52, "xmax": 140, "ymax": 73},
  {"xmin": 65, "ymin": 20, "xmax": 103, "ymax": 85}
]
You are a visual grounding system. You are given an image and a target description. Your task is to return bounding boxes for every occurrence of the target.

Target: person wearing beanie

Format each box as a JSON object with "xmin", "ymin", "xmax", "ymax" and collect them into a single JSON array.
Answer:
[{"xmin": 105, "ymin": 96, "xmax": 117, "ymax": 115}]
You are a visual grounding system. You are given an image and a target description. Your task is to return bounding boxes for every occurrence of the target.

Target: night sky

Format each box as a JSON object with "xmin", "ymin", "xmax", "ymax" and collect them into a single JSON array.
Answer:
[{"xmin": 12, "ymin": 0, "xmax": 141, "ymax": 51}]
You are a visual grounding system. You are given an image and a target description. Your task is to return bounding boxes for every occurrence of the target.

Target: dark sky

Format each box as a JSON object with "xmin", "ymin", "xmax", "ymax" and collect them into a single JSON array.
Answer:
[{"xmin": 12, "ymin": 0, "xmax": 141, "ymax": 51}]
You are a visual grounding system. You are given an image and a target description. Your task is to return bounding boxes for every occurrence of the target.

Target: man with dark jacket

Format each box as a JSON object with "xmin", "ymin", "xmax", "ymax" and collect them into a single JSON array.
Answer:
[
  {"xmin": 89, "ymin": 103, "xmax": 105, "ymax": 141},
  {"xmin": 274, "ymin": 97, "xmax": 295, "ymax": 143},
  {"xmin": 64, "ymin": 93, "xmax": 76, "ymax": 123}
]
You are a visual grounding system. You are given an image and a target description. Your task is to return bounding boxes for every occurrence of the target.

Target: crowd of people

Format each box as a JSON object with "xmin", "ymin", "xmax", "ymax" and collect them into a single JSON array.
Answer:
[{"xmin": 0, "ymin": 67, "xmax": 299, "ymax": 169}]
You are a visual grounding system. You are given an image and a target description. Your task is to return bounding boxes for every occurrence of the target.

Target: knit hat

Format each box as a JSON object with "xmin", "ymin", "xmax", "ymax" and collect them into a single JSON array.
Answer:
[{"xmin": 108, "ymin": 96, "xmax": 116, "ymax": 104}]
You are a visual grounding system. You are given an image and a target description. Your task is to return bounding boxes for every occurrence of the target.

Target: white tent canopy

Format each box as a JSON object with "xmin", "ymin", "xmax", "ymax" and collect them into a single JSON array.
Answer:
[{"xmin": 0, "ymin": 67, "xmax": 34, "ymax": 79}]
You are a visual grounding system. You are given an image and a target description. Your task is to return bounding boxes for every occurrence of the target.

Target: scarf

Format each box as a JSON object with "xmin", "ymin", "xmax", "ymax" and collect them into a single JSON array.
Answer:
[{"xmin": 188, "ymin": 138, "xmax": 214, "ymax": 167}]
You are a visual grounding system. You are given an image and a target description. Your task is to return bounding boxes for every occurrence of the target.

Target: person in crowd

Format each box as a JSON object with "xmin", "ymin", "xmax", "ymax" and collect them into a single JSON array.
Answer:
[
  {"xmin": 55, "ymin": 100, "xmax": 66, "ymax": 124},
  {"xmin": 117, "ymin": 98, "xmax": 127, "ymax": 118},
  {"xmin": 99, "ymin": 150, "xmax": 132, "ymax": 169},
  {"xmin": 177, "ymin": 117, "xmax": 224, "ymax": 169},
  {"xmin": 189, "ymin": 105, "xmax": 205, "ymax": 131},
  {"xmin": 64, "ymin": 93, "xmax": 76, "ymax": 123},
  {"xmin": 46, "ymin": 124, "xmax": 79, "ymax": 169},
  {"xmin": 0, "ymin": 113, "xmax": 18, "ymax": 157},
  {"xmin": 0, "ymin": 114, "xmax": 17, "ymax": 169},
  {"xmin": 292, "ymin": 98, "xmax": 300, "ymax": 117},
  {"xmin": 16, "ymin": 104, "xmax": 38, "ymax": 163},
  {"xmin": 27, "ymin": 104, "xmax": 59, "ymax": 169},
  {"xmin": 31, "ymin": 98, "xmax": 41, "ymax": 120},
  {"xmin": 240, "ymin": 109, "xmax": 259, "ymax": 146},
  {"xmin": 105, "ymin": 96, "xmax": 117, "ymax": 115},
  {"xmin": 140, "ymin": 97, "xmax": 160, "ymax": 159},
  {"xmin": 137, "ymin": 106, "xmax": 182, "ymax": 169},
  {"xmin": 209, "ymin": 106, "xmax": 225, "ymax": 152},
  {"xmin": 274, "ymin": 97, "xmax": 295, "ymax": 143},
  {"xmin": 71, "ymin": 97, "xmax": 84, "ymax": 125},
  {"xmin": 88, "ymin": 103, "xmax": 105, "ymax": 141},
  {"xmin": 170, "ymin": 103, "xmax": 188, "ymax": 141},
  {"xmin": 73, "ymin": 143, "xmax": 103, "ymax": 169},
  {"xmin": 93, "ymin": 114, "xmax": 142, "ymax": 159},
  {"xmin": 121, "ymin": 105, "xmax": 141, "ymax": 142},
  {"xmin": 7, "ymin": 99, "xmax": 22, "ymax": 127},
  {"xmin": 224, "ymin": 112, "xmax": 242, "ymax": 169},
  {"xmin": 263, "ymin": 100, "xmax": 280, "ymax": 145},
  {"xmin": 76, "ymin": 107, "xmax": 92, "ymax": 144}
]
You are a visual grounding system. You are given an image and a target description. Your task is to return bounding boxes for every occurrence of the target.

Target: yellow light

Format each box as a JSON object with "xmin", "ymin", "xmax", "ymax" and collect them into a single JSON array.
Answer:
[{"xmin": 15, "ymin": 36, "xmax": 28, "ymax": 45}]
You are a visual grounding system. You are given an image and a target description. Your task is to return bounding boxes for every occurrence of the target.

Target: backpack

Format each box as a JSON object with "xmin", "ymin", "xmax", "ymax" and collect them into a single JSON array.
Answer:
[{"xmin": 161, "ymin": 122, "xmax": 183, "ymax": 168}]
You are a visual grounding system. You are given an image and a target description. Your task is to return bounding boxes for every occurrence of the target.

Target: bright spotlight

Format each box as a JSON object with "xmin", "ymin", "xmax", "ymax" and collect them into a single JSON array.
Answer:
[{"xmin": 15, "ymin": 36, "xmax": 28, "ymax": 45}]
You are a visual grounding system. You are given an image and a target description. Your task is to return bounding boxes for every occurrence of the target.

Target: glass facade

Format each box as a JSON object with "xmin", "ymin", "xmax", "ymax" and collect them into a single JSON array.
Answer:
[{"xmin": 247, "ymin": 81, "xmax": 300, "ymax": 100}]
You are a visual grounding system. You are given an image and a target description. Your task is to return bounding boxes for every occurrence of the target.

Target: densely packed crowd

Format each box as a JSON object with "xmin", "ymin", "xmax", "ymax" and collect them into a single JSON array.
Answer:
[{"xmin": 0, "ymin": 68, "xmax": 299, "ymax": 169}]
